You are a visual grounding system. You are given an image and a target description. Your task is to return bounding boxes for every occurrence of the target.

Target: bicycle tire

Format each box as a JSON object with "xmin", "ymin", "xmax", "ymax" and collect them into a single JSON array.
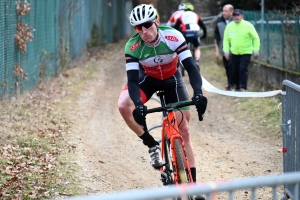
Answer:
[
  {"xmin": 174, "ymin": 139, "xmax": 189, "ymax": 184},
  {"xmin": 174, "ymin": 139, "xmax": 194, "ymax": 200},
  {"xmin": 188, "ymin": 42, "xmax": 194, "ymax": 59},
  {"xmin": 177, "ymin": 59, "xmax": 185, "ymax": 77},
  {"xmin": 179, "ymin": 64, "xmax": 185, "ymax": 76}
]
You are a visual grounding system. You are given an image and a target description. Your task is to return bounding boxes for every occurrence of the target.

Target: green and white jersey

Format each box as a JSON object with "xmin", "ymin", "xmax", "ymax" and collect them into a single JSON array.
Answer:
[{"xmin": 124, "ymin": 26, "xmax": 192, "ymax": 80}]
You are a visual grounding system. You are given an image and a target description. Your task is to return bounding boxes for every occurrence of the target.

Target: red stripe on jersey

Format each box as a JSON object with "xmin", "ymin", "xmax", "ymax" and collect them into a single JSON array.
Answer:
[{"xmin": 142, "ymin": 57, "xmax": 178, "ymax": 80}]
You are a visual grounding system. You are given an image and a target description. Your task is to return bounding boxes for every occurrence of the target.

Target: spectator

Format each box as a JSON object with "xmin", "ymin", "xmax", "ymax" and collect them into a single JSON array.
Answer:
[
  {"xmin": 214, "ymin": 4, "xmax": 234, "ymax": 91},
  {"xmin": 223, "ymin": 9, "xmax": 260, "ymax": 91},
  {"xmin": 166, "ymin": 3, "xmax": 185, "ymax": 27},
  {"xmin": 174, "ymin": 3, "xmax": 207, "ymax": 69}
]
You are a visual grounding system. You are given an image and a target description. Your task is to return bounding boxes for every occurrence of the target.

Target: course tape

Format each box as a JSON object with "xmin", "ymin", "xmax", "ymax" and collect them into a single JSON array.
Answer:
[{"xmin": 201, "ymin": 76, "xmax": 282, "ymax": 97}]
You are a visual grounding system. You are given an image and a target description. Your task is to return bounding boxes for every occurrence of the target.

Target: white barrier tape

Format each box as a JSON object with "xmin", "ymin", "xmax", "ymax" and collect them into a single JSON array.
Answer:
[{"xmin": 201, "ymin": 76, "xmax": 282, "ymax": 97}]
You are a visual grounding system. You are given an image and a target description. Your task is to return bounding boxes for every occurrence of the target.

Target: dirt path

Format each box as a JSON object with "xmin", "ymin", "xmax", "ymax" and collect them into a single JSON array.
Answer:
[{"xmin": 67, "ymin": 40, "xmax": 283, "ymax": 199}]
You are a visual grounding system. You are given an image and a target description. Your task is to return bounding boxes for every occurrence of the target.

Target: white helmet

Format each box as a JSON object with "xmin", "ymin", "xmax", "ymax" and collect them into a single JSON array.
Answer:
[
  {"xmin": 129, "ymin": 4, "xmax": 157, "ymax": 26},
  {"xmin": 178, "ymin": 3, "xmax": 186, "ymax": 10}
]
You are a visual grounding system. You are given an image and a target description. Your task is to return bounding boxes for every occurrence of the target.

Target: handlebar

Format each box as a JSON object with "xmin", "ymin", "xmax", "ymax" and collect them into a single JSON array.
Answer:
[{"xmin": 146, "ymin": 101, "xmax": 194, "ymax": 114}]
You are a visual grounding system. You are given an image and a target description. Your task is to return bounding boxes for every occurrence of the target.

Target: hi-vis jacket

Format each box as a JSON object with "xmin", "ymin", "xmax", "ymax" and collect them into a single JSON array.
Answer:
[{"xmin": 223, "ymin": 19, "xmax": 260, "ymax": 55}]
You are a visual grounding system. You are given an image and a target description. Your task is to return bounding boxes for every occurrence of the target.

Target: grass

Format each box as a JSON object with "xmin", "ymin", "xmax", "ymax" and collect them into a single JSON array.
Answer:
[
  {"xmin": 235, "ymin": 97, "xmax": 281, "ymax": 138},
  {"xmin": 200, "ymin": 47, "xmax": 282, "ymax": 140},
  {"xmin": 0, "ymin": 58, "xmax": 102, "ymax": 198}
]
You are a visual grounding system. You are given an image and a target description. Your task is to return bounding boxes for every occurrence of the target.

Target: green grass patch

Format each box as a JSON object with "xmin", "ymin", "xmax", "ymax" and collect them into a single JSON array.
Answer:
[{"xmin": 201, "ymin": 47, "xmax": 282, "ymax": 140}]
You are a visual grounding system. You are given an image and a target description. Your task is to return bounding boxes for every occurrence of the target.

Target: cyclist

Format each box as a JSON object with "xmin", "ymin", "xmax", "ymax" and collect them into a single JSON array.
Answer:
[
  {"xmin": 166, "ymin": 3, "xmax": 187, "ymax": 76},
  {"xmin": 166, "ymin": 3, "xmax": 186, "ymax": 27},
  {"xmin": 174, "ymin": 3, "xmax": 207, "ymax": 69},
  {"xmin": 117, "ymin": 4, "xmax": 207, "ymax": 199}
]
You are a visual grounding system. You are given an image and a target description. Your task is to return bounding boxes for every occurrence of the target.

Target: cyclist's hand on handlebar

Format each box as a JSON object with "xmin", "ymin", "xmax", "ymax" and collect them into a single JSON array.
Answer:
[
  {"xmin": 192, "ymin": 94, "xmax": 207, "ymax": 121},
  {"xmin": 132, "ymin": 105, "xmax": 147, "ymax": 125}
]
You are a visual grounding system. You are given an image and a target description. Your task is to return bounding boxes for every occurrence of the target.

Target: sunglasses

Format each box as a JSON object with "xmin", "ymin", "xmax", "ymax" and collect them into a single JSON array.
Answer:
[{"xmin": 135, "ymin": 21, "xmax": 154, "ymax": 31}]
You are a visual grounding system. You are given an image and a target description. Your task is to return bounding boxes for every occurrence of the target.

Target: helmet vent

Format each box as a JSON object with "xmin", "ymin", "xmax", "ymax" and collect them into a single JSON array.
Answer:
[{"xmin": 129, "ymin": 4, "xmax": 157, "ymax": 26}]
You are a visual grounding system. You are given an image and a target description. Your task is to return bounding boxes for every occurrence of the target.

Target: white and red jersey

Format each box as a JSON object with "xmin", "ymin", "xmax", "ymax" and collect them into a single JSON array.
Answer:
[
  {"xmin": 166, "ymin": 10, "xmax": 184, "ymax": 27},
  {"xmin": 124, "ymin": 26, "xmax": 192, "ymax": 80},
  {"xmin": 178, "ymin": 11, "xmax": 201, "ymax": 32}
]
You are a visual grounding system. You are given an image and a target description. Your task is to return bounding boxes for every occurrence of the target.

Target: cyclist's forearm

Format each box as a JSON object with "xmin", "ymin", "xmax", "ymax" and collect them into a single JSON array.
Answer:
[
  {"xmin": 127, "ymin": 70, "xmax": 143, "ymax": 107},
  {"xmin": 181, "ymin": 57, "xmax": 203, "ymax": 95}
]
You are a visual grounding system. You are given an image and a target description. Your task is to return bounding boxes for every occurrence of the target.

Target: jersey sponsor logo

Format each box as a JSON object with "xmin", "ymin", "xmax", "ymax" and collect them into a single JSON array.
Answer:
[
  {"xmin": 154, "ymin": 56, "xmax": 163, "ymax": 64},
  {"xmin": 229, "ymin": 32, "xmax": 236, "ymax": 37},
  {"xmin": 130, "ymin": 42, "xmax": 141, "ymax": 51},
  {"xmin": 165, "ymin": 36, "xmax": 178, "ymax": 42},
  {"xmin": 159, "ymin": 49, "xmax": 169, "ymax": 54}
]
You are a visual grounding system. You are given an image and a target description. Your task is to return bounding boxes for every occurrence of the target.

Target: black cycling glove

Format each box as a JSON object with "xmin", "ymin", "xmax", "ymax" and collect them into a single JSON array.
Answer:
[
  {"xmin": 192, "ymin": 94, "xmax": 207, "ymax": 121},
  {"xmin": 132, "ymin": 105, "xmax": 147, "ymax": 125}
]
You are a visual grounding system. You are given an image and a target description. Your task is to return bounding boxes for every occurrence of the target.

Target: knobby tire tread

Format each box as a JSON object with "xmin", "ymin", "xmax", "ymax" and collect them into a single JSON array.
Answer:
[{"xmin": 174, "ymin": 139, "xmax": 188, "ymax": 184}]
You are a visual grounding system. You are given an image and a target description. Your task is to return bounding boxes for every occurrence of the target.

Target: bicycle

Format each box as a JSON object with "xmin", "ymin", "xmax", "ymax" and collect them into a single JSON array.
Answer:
[{"xmin": 144, "ymin": 91, "xmax": 196, "ymax": 199}]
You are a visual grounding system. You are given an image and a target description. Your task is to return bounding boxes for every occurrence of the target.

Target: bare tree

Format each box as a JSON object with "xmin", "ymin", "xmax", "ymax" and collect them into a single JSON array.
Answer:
[
  {"xmin": 157, "ymin": 0, "xmax": 181, "ymax": 22},
  {"xmin": 275, "ymin": 3, "xmax": 300, "ymax": 70},
  {"xmin": 156, "ymin": 0, "xmax": 220, "ymax": 22}
]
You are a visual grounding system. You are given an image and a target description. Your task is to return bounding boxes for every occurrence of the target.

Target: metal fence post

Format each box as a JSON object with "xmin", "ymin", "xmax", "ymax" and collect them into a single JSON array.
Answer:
[
  {"xmin": 281, "ymin": 80, "xmax": 300, "ymax": 199},
  {"xmin": 281, "ymin": 17, "xmax": 285, "ymax": 68}
]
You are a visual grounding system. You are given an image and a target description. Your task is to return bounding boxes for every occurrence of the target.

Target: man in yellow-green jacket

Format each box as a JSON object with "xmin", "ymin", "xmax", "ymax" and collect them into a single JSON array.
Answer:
[{"xmin": 223, "ymin": 9, "xmax": 260, "ymax": 91}]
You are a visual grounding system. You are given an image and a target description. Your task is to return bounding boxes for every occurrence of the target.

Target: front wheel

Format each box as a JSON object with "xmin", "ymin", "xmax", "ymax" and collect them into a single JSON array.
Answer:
[
  {"xmin": 174, "ymin": 139, "xmax": 194, "ymax": 200},
  {"xmin": 174, "ymin": 139, "xmax": 189, "ymax": 184}
]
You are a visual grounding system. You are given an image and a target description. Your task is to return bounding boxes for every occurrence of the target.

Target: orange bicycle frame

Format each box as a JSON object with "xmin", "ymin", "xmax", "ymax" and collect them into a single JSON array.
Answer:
[{"xmin": 160, "ymin": 109, "xmax": 194, "ymax": 184}]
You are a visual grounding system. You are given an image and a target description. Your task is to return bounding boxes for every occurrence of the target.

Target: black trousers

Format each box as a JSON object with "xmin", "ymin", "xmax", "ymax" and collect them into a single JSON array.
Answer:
[
  {"xmin": 230, "ymin": 54, "xmax": 252, "ymax": 90},
  {"xmin": 222, "ymin": 56, "xmax": 233, "ymax": 87}
]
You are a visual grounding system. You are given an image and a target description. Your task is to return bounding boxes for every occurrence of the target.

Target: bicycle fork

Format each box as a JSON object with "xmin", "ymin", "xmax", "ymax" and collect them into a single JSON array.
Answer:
[
  {"xmin": 160, "ymin": 168, "xmax": 173, "ymax": 186},
  {"xmin": 160, "ymin": 135, "xmax": 174, "ymax": 186}
]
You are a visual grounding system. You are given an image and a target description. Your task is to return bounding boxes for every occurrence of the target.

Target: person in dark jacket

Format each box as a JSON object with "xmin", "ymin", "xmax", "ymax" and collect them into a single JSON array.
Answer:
[
  {"xmin": 223, "ymin": 9, "xmax": 260, "ymax": 92},
  {"xmin": 214, "ymin": 4, "xmax": 234, "ymax": 90}
]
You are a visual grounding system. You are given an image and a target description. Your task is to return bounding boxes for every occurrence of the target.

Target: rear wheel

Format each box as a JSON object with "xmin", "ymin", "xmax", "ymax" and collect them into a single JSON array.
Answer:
[
  {"xmin": 188, "ymin": 42, "xmax": 200, "ymax": 71},
  {"xmin": 188, "ymin": 42, "xmax": 194, "ymax": 59},
  {"xmin": 177, "ymin": 60, "xmax": 185, "ymax": 76}
]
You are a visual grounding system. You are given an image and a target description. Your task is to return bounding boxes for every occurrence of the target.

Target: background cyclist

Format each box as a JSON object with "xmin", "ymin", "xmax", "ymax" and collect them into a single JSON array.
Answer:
[
  {"xmin": 117, "ymin": 5, "xmax": 207, "ymax": 199},
  {"xmin": 166, "ymin": 3, "xmax": 186, "ymax": 27},
  {"xmin": 174, "ymin": 3, "xmax": 207, "ymax": 70}
]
